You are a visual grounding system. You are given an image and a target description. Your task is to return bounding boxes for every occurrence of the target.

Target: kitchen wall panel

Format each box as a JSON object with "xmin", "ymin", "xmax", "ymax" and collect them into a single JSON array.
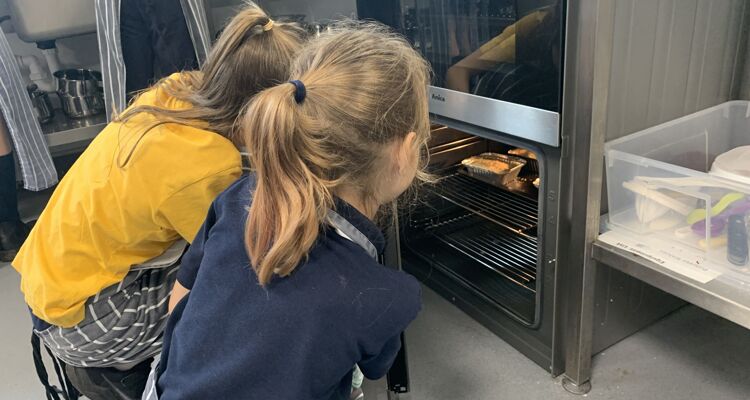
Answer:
[{"xmin": 604, "ymin": 0, "xmax": 748, "ymax": 142}]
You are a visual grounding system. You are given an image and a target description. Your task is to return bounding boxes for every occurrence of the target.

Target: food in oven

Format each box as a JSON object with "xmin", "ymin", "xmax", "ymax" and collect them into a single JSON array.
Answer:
[
  {"xmin": 508, "ymin": 148, "xmax": 537, "ymax": 160},
  {"xmin": 460, "ymin": 153, "xmax": 526, "ymax": 187}
]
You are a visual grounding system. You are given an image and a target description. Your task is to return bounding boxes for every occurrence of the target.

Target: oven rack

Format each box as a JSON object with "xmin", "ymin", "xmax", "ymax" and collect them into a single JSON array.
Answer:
[
  {"xmin": 430, "ymin": 173, "xmax": 538, "ymax": 234},
  {"xmin": 424, "ymin": 217, "xmax": 538, "ymax": 291}
]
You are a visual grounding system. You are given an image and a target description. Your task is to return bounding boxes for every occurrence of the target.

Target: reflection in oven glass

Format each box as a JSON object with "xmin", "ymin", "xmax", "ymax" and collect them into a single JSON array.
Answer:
[{"xmin": 361, "ymin": 0, "xmax": 563, "ymax": 111}]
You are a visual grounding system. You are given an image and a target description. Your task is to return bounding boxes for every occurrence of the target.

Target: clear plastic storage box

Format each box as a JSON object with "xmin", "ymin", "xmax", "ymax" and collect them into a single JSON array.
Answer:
[{"xmin": 605, "ymin": 101, "xmax": 750, "ymax": 285}]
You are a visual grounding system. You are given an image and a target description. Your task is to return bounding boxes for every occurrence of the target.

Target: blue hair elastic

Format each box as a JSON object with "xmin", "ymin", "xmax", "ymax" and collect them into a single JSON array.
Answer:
[{"xmin": 289, "ymin": 79, "xmax": 306, "ymax": 104}]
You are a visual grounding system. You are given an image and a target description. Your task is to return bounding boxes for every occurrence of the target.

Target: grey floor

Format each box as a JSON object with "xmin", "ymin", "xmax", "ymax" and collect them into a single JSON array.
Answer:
[
  {"xmin": 2, "ymin": 262, "xmax": 750, "ymax": 400},
  {"xmin": 362, "ymin": 290, "xmax": 750, "ymax": 400},
  {"xmin": 2, "ymin": 190, "xmax": 750, "ymax": 399}
]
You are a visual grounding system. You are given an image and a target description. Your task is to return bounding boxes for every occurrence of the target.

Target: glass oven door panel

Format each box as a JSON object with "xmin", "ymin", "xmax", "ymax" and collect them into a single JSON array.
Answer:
[{"xmin": 359, "ymin": 0, "xmax": 563, "ymax": 111}]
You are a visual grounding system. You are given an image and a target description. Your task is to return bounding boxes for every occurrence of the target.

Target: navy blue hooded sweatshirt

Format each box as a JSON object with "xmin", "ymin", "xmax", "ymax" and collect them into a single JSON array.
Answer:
[{"xmin": 155, "ymin": 175, "xmax": 422, "ymax": 400}]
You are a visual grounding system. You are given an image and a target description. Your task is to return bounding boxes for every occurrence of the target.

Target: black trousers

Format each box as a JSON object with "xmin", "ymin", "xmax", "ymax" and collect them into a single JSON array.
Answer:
[
  {"xmin": 0, "ymin": 153, "xmax": 19, "ymax": 223},
  {"xmin": 65, "ymin": 360, "xmax": 152, "ymax": 400},
  {"xmin": 120, "ymin": 0, "xmax": 198, "ymax": 95}
]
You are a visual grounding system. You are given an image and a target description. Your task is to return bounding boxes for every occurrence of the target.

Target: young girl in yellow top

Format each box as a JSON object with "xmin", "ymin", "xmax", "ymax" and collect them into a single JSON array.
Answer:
[{"xmin": 12, "ymin": 4, "xmax": 305, "ymax": 399}]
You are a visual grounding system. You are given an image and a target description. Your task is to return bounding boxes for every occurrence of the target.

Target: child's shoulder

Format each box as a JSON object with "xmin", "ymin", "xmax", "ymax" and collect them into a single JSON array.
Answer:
[
  {"xmin": 213, "ymin": 174, "xmax": 255, "ymax": 208},
  {"xmin": 320, "ymin": 230, "xmax": 419, "ymax": 300}
]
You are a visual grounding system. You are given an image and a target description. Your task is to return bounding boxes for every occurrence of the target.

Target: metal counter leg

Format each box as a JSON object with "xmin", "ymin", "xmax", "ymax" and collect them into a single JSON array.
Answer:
[{"xmin": 560, "ymin": 257, "xmax": 597, "ymax": 395}]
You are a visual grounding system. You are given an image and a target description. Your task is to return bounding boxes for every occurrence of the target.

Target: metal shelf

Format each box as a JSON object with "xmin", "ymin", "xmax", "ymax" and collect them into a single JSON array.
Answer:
[
  {"xmin": 593, "ymin": 240, "xmax": 750, "ymax": 330},
  {"xmin": 403, "ymin": 213, "xmax": 538, "ymax": 323},
  {"xmin": 427, "ymin": 220, "xmax": 537, "ymax": 290},
  {"xmin": 430, "ymin": 173, "xmax": 538, "ymax": 234},
  {"xmin": 42, "ymin": 110, "xmax": 106, "ymax": 151}
]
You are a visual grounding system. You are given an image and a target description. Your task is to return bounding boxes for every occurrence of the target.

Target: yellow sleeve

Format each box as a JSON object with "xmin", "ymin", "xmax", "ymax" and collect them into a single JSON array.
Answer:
[
  {"xmin": 156, "ymin": 166, "xmax": 242, "ymax": 243},
  {"xmin": 479, "ymin": 24, "xmax": 516, "ymax": 54},
  {"xmin": 479, "ymin": 33, "xmax": 516, "ymax": 63}
]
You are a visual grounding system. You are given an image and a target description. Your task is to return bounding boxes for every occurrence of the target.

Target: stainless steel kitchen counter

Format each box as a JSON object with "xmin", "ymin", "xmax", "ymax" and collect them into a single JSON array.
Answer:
[{"xmin": 42, "ymin": 109, "xmax": 106, "ymax": 154}]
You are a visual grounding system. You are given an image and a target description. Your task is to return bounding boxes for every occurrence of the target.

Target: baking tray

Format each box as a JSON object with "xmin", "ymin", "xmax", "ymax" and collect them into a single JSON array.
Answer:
[{"xmin": 460, "ymin": 153, "xmax": 526, "ymax": 188}]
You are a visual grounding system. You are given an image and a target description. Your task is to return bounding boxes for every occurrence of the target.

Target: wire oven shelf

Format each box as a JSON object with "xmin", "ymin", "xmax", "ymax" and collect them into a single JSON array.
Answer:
[
  {"xmin": 430, "ymin": 173, "xmax": 538, "ymax": 234},
  {"xmin": 424, "ymin": 218, "xmax": 538, "ymax": 291}
]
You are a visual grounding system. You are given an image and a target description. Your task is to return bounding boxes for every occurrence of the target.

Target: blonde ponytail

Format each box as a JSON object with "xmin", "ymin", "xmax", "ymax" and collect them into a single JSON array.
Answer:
[
  {"xmin": 243, "ymin": 83, "xmax": 333, "ymax": 284},
  {"xmin": 243, "ymin": 22, "xmax": 431, "ymax": 285}
]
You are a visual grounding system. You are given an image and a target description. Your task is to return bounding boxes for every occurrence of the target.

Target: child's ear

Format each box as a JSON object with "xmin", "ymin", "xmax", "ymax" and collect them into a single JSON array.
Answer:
[{"xmin": 397, "ymin": 132, "xmax": 418, "ymax": 173}]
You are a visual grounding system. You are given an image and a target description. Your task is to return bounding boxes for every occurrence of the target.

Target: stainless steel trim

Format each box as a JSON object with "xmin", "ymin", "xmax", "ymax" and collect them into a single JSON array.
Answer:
[
  {"xmin": 557, "ymin": 0, "xmax": 615, "ymax": 392},
  {"xmin": 428, "ymin": 86, "xmax": 561, "ymax": 147}
]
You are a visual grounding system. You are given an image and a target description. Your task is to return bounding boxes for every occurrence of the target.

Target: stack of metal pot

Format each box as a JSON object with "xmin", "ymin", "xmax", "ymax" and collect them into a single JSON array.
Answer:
[{"xmin": 54, "ymin": 69, "xmax": 105, "ymax": 118}]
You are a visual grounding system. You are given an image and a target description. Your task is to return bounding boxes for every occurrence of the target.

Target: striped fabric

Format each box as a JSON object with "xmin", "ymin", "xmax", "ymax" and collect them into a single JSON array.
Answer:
[
  {"xmin": 35, "ymin": 261, "xmax": 180, "ymax": 369},
  {"xmin": 34, "ymin": 239, "xmax": 187, "ymax": 369},
  {"xmin": 180, "ymin": 0, "xmax": 213, "ymax": 67},
  {"xmin": 142, "ymin": 364, "xmax": 159, "ymax": 400},
  {"xmin": 0, "ymin": 30, "xmax": 57, "ymax": 191},
  {"xmin": 94, "ymin": 0, "xmax": 127, "ymax": 122},
  {"xmin": 95, "ymin": 0, "xmax": 212, "ymax": 121}
]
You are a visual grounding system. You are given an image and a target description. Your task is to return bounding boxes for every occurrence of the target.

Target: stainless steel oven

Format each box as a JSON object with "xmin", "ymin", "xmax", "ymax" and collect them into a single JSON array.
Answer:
[
  {"xmin": 356, "ymin": 1, "xmax": 567, "ymax": 387},
  {"xmin": 357, "ymin": 0, "xmax": 564, "ymax": 146},
  {"xmin": 196, "ymin": 1, "xmax": 696, "ymax": 396},
  {"xmin": 387, "ymin": 121, "xmax": 564, "ymax": 377}
]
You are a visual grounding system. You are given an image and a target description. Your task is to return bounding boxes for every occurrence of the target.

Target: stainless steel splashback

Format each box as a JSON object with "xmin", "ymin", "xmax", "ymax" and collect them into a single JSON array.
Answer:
[{"xmin": 604, "ymin": 0, "xmax": 748, "ymax": 142}]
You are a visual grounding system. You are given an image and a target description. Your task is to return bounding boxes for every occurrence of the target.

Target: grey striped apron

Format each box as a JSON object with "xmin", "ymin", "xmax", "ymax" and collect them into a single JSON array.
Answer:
[
  {"xmin": 34, "ymin": 240, "xmax": 188, "ymax": 370},
  {"xmin": 141, "ymin": 210, "xmax": 377, "ymax": 399},
  {"xmin": 0, "ymin": 30, "xmax": 57, "ymax": 191},
  {"xmin": 95, "ymin": 0, "xmax": 212, "ymax": 121}
]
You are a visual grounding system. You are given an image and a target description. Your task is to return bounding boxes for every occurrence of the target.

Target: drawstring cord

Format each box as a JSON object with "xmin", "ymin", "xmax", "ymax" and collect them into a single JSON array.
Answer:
[{"xmin": 32, "ymin": 332, "xmax": 79, "ymax": 400}]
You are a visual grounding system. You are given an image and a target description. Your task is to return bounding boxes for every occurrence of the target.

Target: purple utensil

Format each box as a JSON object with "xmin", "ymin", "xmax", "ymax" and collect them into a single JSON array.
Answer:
[{"xmin": 692, "ymin": 198, "xmax": 750, "ymax": 237}]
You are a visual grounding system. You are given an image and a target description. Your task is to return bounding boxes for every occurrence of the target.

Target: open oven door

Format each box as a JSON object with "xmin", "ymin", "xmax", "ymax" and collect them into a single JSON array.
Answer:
[
  {"xmin": 383, "ymin": 207, "xmax": 411, "ymax": 398},
  {"xmin": 386, "ymin": 333, "xmax": 410, "ymax": 397}
]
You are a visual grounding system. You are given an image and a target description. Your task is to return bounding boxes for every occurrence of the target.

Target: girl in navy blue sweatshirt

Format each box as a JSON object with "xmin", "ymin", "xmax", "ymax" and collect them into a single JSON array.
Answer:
[{"xmin": 144, "ymin": 21, "xmax": 432, "ymax": 400}]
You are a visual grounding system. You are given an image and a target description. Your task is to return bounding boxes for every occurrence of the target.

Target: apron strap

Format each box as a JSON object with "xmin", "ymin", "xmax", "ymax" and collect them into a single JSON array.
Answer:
[
  {"xmin": 32, "ymin": 331, "xmax": 80, "ymax": 400},
  {"xmin": 326, "ymin": 209, "xmax": 378, "ymax": 261}
]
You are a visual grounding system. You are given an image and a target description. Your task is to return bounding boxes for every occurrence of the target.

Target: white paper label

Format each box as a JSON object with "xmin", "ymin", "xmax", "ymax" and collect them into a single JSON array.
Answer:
[{"xmin": 599, "ymin": 230, "xmax": 722, "ymax": 284}]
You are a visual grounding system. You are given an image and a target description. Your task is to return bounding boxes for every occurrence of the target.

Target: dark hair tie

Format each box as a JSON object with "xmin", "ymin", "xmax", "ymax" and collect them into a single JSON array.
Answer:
[{"xmin": 288, "ymin": 80, "xmax": 306, "ymax": 104}]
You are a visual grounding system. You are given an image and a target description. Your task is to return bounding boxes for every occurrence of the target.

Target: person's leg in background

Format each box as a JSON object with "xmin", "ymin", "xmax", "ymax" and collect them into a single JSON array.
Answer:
[
  {"xmin": 148, "ymin": 0, "xmax": 198, "ymax": 80},
  {"xmin": 120, "ymin": 0, "xmax": 197, "ymax": 97},
  {"xmin": 120, "ymin": 0, "xmax": 155, "ymax": 96},
  {"xmin": 0, "ymin": 111, "xmax": 29, "ymax": 262}
]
